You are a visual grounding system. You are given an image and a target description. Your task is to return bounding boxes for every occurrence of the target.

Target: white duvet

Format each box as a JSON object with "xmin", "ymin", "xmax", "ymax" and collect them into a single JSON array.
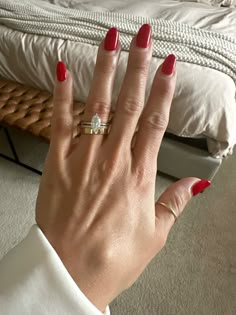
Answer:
[{"xmin": 0, "ymin": 0, "xmax": 236, "ymax": 157}]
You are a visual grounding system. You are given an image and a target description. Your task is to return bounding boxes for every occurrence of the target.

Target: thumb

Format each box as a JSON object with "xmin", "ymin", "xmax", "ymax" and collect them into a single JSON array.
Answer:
[{"xmin": 154, "ymin": 177, "xmax": 211, "ymax": 240}]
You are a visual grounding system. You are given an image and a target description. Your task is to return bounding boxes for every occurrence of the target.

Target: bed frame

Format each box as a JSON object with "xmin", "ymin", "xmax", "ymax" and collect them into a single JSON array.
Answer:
[{"xmin": 0, "ymin": 79, "xmax": 222, "ymax": 180}]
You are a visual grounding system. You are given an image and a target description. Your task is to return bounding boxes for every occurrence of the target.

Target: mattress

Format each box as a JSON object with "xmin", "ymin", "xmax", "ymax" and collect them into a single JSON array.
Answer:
[{"xmin": 0, "ymin": 0, "xmax": 236, "ymax": 157}]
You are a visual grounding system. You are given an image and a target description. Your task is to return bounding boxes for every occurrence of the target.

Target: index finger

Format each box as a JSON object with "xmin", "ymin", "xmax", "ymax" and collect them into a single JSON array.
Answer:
[
  {"xmin": 133, "ymin": 54, "xmax": 176, "ymax": 167},
  {"xmin": 50, "ymin": 63, "xmax": 73, "ymax": 162}
]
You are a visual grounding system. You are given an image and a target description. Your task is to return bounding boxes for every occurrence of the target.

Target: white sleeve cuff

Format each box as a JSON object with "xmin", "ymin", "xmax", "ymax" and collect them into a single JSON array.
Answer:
[{"xmin": 0, "ymin": 224, "xmax": 110, "ymax": 315}]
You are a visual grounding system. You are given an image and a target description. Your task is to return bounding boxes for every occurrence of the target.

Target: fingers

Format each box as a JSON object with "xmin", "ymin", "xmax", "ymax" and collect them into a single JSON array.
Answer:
[
  {"xmin": 133, "ymin": 55, "xmax": 177, "ymax": 168},
  {"xmin": 109, "ymin": 24, "xmax": 153, "ymax": 147},
  {"xmin": 153, "ymin": 178, "xmax": 211, "ymax": 250},
  {"xmin": 80, "ymin": 27, "xmax": 121, "ymax": 145},
  {"xmin": 50, "ymin": 62, "xmax": 73, "ymax": 162}
]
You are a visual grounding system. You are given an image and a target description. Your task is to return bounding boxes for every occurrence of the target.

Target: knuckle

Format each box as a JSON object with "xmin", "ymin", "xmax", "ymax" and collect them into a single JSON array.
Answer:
[
  {"xmin": 155, "ymin": 78, "xmax": 174, "ymax": 99},
  {"xmin": 86, "ymin": 99, "xmax": 111, "ymax": 115},
  {"xmin": 54, "ymin": 96, "xmax": 70, "ymax": 105},
  {"xmin": 123, "ymin": 96, "xmax": 143, "ymax": 115},
  {"xmin": 132, "ymin": 62, "xmax": 149, "ymax": 76},
  {"xmin": 97, "ymin": 55, "xmax": 117, "ymax": 74},
  {"xmin": 142, "ymin": 112, "xmax": 168, "ymax": 132},
  {"xmin": 129, "ymin": 52, "xmax": 150, "ymax": 76},
  {"xmin": 53, "ymin": 116, "xmax": 72, "ymax": 132}
]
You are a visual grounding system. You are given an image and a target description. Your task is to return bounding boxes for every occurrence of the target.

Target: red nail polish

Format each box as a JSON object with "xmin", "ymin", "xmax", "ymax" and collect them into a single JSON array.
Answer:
[
  {"xmin": 136, "ymin": 24, "xmax": 151, "ymax": 48},
  {"xmin": 57, "ymin": 61, "xmax": 66, "ymax": 81},
  {"xmin": 162, "ymin": 54, "xmax": 176, "ymax": 75},
  {"xmin": 104, "ymin": 27, "xmax": 118, "ymax": 51},
  {"xmin": 192, "ymin": 180, "xmax": 211, "ymax": 196}
]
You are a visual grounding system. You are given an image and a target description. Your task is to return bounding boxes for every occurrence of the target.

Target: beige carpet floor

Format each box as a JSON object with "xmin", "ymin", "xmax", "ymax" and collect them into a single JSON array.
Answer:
[{"xmin": 0, "ymin": 127, "xmax": 235, "ymax": 315}]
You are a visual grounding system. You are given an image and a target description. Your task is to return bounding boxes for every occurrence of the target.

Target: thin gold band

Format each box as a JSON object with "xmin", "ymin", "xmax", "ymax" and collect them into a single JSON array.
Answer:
[
  {"xmin": 157, "ymin": 201, "xmax": 178, "ymax": 221},
  {"xmin": 81, "ymin": 123, "xmax": 109, "ymax": 127}
]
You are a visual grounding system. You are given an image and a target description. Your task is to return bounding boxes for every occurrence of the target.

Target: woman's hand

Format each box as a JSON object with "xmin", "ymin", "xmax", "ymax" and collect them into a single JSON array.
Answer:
[{"xmin": 36, "ymin": 25, "xmax": 210, "ymax": 312}]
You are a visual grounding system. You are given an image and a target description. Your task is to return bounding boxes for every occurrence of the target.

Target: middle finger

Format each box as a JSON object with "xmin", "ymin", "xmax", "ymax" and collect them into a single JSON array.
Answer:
[{"xmin": 109, "ymin": 24, "xmax": 153, "ymax": 147}]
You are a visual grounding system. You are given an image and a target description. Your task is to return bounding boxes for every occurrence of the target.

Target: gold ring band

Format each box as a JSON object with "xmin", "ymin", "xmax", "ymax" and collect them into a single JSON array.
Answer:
[
  {"xmin": 157, "ymin": 201, "xmax": 178, "ymax": 221},
  {"xmin": 80, "ymin": 123, "xmax": 109, "ymax": 127},
  {"xmin": 80, "ymin": 126, "xmax": 110, "ymax": 135}
]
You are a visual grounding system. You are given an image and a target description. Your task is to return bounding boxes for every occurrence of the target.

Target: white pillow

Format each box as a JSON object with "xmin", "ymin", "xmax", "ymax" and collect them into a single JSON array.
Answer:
[{"xmin": 182, "ymin": 0, "xmax": 236, "ymax": 7}]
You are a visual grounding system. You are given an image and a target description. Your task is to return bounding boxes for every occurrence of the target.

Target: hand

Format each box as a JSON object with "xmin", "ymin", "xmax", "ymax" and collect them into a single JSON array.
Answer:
[{"xmin": 36, "ymin": 25, "xmax": 210, "ymax": 312}]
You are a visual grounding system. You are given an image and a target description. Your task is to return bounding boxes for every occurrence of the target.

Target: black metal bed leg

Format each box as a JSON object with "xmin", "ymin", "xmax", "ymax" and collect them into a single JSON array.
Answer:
[
  {"xmin": 4, "ymin": 127, "xmax": 20, "ymax": 162},
  {"xmin": 0, "ymin": 126, "xmax": 42, "ymax": 175}
]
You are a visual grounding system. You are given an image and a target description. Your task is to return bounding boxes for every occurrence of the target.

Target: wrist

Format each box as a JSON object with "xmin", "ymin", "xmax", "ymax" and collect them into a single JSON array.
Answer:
[
  {"xmin": 74, "ymin": 275, "xmax": 110, "ymax": 313},
  {"xmin": 59, "ymin": 258, "xmax": 111, "ymax": 313}
]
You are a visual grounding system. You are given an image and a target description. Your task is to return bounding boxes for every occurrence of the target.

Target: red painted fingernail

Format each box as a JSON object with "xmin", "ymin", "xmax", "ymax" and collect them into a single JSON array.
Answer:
[
  {"xmin": 192, "ymin": 179, "xmax": 211, "ymax": 196},
  {"xmin": 57, "ymin": 61, "xmax": 66, "ymax": 82},
  {"xmin": 104, "ymin": 27, "xmax": 118, "ymax": 51},
  {"xmin": 162, "ymin": 54, "xmax": 176, "ymax": 75},
  {"xmin": 136, "ymin": 24, "xmax": 151, "ymax": 48}
]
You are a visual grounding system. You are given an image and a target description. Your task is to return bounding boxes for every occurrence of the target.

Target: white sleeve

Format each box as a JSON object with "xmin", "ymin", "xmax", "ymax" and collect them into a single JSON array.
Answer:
[{"xmin": 0, "ymin": 224, "xmax": 110, "ymax": 315}]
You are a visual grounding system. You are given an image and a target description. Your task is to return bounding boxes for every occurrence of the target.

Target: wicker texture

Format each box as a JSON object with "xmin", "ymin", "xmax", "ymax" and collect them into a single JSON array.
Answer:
[{"xmin": 0, "ymin": 80, "xmax": 86, "ymax": 142}]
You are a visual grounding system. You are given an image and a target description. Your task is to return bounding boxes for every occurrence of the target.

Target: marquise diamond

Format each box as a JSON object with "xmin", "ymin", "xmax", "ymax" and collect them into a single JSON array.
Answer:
[{"xmin": 91, "ymin": 113, "xmax": 101, "ymax": 133}]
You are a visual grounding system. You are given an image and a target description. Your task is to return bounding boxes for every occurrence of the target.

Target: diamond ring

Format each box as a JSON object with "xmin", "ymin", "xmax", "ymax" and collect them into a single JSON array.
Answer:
[{"xmin": 80, "ymin": 113, "xmax": 111, "ymax": 135}]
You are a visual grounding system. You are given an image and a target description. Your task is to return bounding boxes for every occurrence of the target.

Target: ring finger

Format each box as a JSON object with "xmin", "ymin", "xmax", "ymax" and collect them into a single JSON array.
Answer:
[{"xmin": 80, "ymin": 27, "xmax": 121, "ymax": 146}]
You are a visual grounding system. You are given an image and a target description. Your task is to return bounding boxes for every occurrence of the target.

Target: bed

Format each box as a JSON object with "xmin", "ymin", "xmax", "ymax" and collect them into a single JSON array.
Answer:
[{"xmin": 0, "ymin": 0, "xmax": 236, "ymax": 180}]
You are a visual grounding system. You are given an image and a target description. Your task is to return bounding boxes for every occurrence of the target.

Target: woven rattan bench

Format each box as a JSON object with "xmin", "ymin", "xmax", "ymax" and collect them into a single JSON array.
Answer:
[
  {"xmin": 0, "ymin": 79, "xmax": 221, "ymax": 179},
  {"xmin": 0, "ymin": 79, "xmax": 86, "ymax": 175}
]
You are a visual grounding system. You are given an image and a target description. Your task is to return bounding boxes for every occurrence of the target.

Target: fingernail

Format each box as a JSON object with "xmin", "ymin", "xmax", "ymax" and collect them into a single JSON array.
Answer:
[
  {"xmin": 192, "ymin": 179, "xmax": 211, "ymax": 196},
  {"xmin": 136, "ymin": 24, "xmax": 151, "ymax": 48},
  {"xmin": 104, "ymin": 27, "xmax": 118, "ymax": 51},
  {"xmin": 161, "ymin": 54, "xmax": 176, "ymax": 75},
  {"xmin": 57, "ymin": 61, "xmax": 66, "ymax": 81}
]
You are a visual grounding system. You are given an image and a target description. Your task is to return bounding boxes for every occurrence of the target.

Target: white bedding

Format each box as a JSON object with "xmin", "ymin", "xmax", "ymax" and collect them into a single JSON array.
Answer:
[
  {"xmin": 0, "ymin": 0, "xmax": 236, "ymax": 157},
  {"xmin": 196, "ymin": 0, "xmax": 236, "ymax": 7}
]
